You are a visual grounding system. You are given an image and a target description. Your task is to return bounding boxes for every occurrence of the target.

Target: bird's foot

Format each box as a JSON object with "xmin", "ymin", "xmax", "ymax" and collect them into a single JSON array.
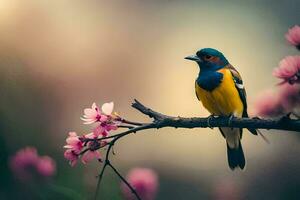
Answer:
[
  {"xmin": 252, "ymin": 116, "xmax": 261, "ymax": 120},
  {"xmin": 207, "ymin": 115, "xmax": 216, "ymax": 129},
  {"xmin": 228, "ymin": 114, "xmax": 235, "ymax": 127},
  {"xmin": 279, "ymin": 113, "xmax": 292, "ymax": 122},
  {"xmin": 285, "ymin": 112, "xmax": 300, "ymax": 119}
]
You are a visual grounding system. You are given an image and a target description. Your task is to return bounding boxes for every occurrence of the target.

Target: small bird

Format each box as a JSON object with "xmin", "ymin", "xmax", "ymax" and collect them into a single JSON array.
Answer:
[{"xmin": 185, "ymin": 48, "xmax": 257, "ymax": 170}]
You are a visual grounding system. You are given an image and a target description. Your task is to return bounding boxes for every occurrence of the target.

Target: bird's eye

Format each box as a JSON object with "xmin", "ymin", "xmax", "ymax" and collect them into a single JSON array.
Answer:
[{"xmin": 204, "ymin": 55, "xmax": 212, "ymax": 59}]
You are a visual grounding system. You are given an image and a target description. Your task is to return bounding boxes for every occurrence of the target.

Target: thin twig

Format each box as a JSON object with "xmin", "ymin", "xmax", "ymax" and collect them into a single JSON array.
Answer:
[
  {"xmin": 121, "ymin": 119, "xmax": 145, "ymax": 126},
  {"xmin": 107, "ymin": 162, "xmax": 142, "ymax": 200},
  {"xmin": 79, "ymin": 148, "xmax": 90, "ymax": 156},
  {"xmin": 118, "ymin": 125, "xmax": 136, "ymax": 129},
  {"xmin": 83, "ymin": 124, "xmax": 154, "ymax": 144},
  {"xmin": 80, "ymin": 143, "xmax": 109, "ymax": 155},
  {"xmin": 94, "ymin": 163, "xmax": 108, "ymax": 200}
]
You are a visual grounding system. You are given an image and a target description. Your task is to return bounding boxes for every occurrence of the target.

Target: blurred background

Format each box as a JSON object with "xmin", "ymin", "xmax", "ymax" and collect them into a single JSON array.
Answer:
[{"xmin": 1, "ymin": 0, "xmax": 300, "ymax": 199}]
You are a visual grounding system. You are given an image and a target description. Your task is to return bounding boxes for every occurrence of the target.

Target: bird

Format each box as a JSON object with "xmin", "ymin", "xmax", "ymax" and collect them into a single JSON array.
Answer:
[{"xmin": 185, "ymin": 48, "xmax": 257, "ymax": 170}]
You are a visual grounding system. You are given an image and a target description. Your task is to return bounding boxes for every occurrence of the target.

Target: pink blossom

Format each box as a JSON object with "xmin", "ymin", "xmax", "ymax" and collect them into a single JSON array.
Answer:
[
  {"xmin": 285, "ymin": 25, "xmax": 300, "ymax": 48},
  {"xmin": 84, "ymin": 132, "xmax": 96, "ymax": 139},
  {"xmin": 9, "ymin": 147, "xmax": 39, "ymax": 180},
  {"xmin": 63, "ymin": 131, "xmax": 108, "ymax": 166},
  {"xmin": 121, "ymin": 168, "xmax": 158, "ymax": 200},
  {"xmin": 93, "ymin": 123, "xmax": 118, "ymax": 137},
  {"xmin": 64, "ymin": 149, "xmax": 79, "ymax": 167},
  {"xmin": 81, "ymin": 102, "xmax": 115, "ymax": 124},
  {"xmin": 81, "ymin": 103, "xmax": 102, "ymax": 124},
  {"xmin": 64, "ymin": 132, "xmax": 107, "ymax": 165},
  {"xmin": 80, "ymin": 132, "xmax": 108, "ymax": 164},
  {"xmin": 36, "ymin": 156, "xmax": 56, "ymax": 177},
  {"xmin": 93, "ymin": 125, "xmax": 105, "ymax": 137},
  {"xmin": 93, "ymin": 102, "xmax": 119, "ymax": 137},
  {"xmin": 213, "ymin": 179, "xmax": 241, "ymax": 200},
  {"xmin": 252, "ymin": 90, "xmax": 285, "ymax": 118},
  {"xmin": 63, "ymin": 132, "xmax": 84, "ymax": 167},
  {"xmin": 81, "ymin": 102, "xmax": 120, "ymax": 138},
  {"xmin": 81, "ymin": 150, "xmax": 101, "ymax": 164},
  {"xmin": 278, "ymin": 83, "xmax": 300, "ymax": 111},
  {"xmin": 273, "ymin": 56, "xmax": 300, "ymax": 84},
  {"xmin": 64, "ymin": 132, "xmax": 83, "ymax": 154},
  {"xmin": 64, "ymin": 102, "xmax": 119, "ymax": 166},
  {"xmin": 9, "ymin": 147, "xmax": 56, "ymax": 181}
]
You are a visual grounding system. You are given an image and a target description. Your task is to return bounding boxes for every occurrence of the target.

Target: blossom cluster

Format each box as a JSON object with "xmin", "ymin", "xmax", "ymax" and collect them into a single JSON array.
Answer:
[
  {"xmin": 10, "ymin": 147, "xmax": 56, "ymax": 181},
  {"xmin": 64, "ymin": 102, "xmax": 120, "ymax": 166},
  {"xmin": 253, "ymin": 25, "xmax": 300, "ymax": 118}
]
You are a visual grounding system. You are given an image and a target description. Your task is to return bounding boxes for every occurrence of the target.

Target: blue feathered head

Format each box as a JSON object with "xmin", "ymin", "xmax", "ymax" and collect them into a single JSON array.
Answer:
[{"xmin": 185, "ymin": 48, "xmax": 229, "ymax": 70}]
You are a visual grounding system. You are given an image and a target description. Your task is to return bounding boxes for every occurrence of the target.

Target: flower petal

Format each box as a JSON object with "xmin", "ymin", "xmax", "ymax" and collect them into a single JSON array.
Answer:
[
  {"xmin": 99, "ymin": 115, "xmax": 108, "ymax": 122},
  {"xmin": 84, "ymin": 132, "xmax": 96, "ymax": 139},
  {"xmin": 68, "ymin": 132, "xmax": 77, "ymax": 137},
  {"xmin": 102, "ymin": 102, "xmax": 114, "ymax": 115},
  {"xmin": 93, "ymin": 126, "xmax": 104, "ymax": 137},
  {"xmin": 81, "ymin": 151, "xmax": 101, "ymax": 164},
  {"xmin": 285, "ymin": 25, "xmax": 300, "ymax": 46}
]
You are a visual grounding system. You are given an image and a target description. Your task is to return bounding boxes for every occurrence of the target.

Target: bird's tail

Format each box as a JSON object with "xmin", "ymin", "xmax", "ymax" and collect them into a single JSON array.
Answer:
[{"xmin": 227, "ymin": 140, "xmax": 245, "ymax": 170}]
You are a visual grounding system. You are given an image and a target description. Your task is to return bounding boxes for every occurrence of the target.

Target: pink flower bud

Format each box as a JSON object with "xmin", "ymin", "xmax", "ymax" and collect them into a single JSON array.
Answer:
[
  {"xmin": 36, "ymin": 156, "xmax": 56, "ymax": 177},
  {"xmin": 9, "ymin": 147, "xmax": 56, "ymax": 181},
  {"xmin": 121, "ymin": 168, "xmax": 158, "ymax": 200},
  {"xmin": 285, "ymin": 25, "xmax": 300, "ymax": 49},
  {"xmin": 278, "ymin": 83, "xmax": 300, "ymax": 111},
  {"xmin": 252, "ymin": 90, "xmax": 285, "ymax": 118},
  {"xmin": 213, "ymin": 179, "xmax": 241, "ymax": 200}
]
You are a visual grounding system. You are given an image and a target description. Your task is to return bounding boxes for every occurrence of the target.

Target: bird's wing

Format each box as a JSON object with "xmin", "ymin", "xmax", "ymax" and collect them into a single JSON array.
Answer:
[
  {"xmin": 226, "ymin": 64, "xmax": 257, "ymax": 135},
  {"xmin": 195, "ymin": 80, "xmax": 201, "ymax": 101},
  {"xmin": 226, "ymin": 64, "xmax": 248, "ymax": 117}
]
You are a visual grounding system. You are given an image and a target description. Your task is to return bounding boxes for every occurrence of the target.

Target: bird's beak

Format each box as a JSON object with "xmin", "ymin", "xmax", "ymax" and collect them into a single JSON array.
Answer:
[{"xmin": 184, "ymin": 54, "xmax": 201, "ymax": 62}]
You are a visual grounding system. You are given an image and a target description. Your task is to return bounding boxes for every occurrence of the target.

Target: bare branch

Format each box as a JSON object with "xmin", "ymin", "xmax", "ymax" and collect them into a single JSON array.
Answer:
[
  {"xmin": 132, "ymin": 99, "xmax": 168, "ymax": 120},
  {"xmin": 94, "ymin": 162, "xmax": 108, "ymax": 200},
  {"xmin": 107, "ymin": 162, "xmax": 142, "ymax": 200},
  {"xmin": 118, "ymin": 125, "xmax": 136, "ymax": 129},
  {"xmin": 121, "ymin": 119, "xmax": 146, "ymax": 126},
  {"xmin": 132, "ymin": 99, "xmax": 300, "ymax": 132}
]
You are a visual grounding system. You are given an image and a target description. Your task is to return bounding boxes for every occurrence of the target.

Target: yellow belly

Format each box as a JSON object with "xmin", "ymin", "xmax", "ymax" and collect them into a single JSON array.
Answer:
[{"xmin": 195, "ymin": 69, "xmax": 244, "ymax": 117}]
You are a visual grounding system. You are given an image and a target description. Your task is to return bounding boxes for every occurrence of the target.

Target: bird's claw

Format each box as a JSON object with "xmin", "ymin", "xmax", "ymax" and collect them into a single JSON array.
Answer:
[
  {"xmin": 228, "ymin": 114, "xmax": 234, "ymax": 127},
  {"xmin": 279, "ymin": 113, "xmax": 291, "ymax": 122},
  {"xmin": 207, "ymin": 115, "xmax": 215, "ymax": 129}
]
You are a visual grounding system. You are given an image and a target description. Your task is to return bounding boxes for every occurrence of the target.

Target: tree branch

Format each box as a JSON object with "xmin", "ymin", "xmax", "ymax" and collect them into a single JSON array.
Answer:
[
  {"xmin": 132, "ymin": 99, "xmax": 300, "ymax": 132},
  {"xmin": 92, "ymin": 99, "xmax": 300, "ymax": 200}
]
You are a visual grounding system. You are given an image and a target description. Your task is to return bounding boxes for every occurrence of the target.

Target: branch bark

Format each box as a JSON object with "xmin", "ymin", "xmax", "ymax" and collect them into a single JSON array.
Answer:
[{"xmin": 132, "ymin": 99, "xmax": 300, "ymax": 132}]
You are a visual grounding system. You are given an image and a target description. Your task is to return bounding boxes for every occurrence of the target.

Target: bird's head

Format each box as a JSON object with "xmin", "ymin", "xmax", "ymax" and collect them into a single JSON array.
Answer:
[{"xmin": 185, "ymin": 48, "xmax": 229, "ymax": 70}]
